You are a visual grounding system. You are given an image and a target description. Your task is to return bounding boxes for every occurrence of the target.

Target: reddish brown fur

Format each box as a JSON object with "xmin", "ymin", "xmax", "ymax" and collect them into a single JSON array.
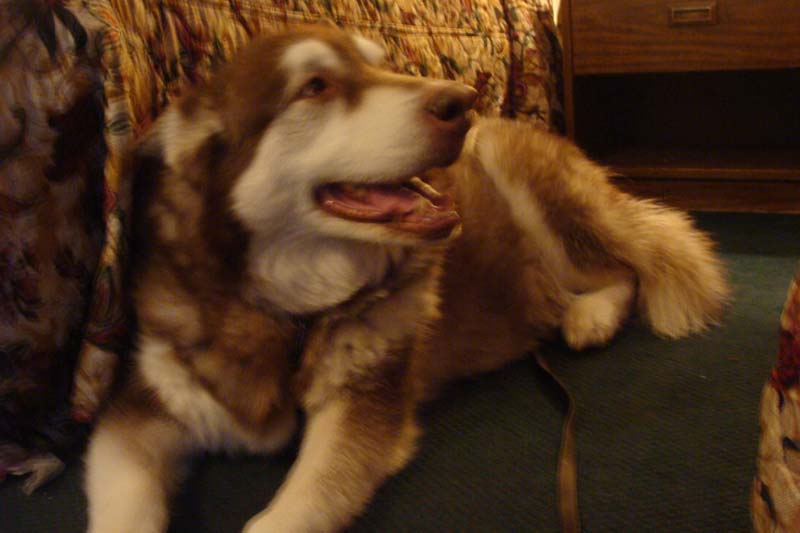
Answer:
[
  {"xmin": 412, "ymin": 161, "xmax": 567, "ymax": 396},
  {"xmin": 86, "ymin": 26, "xmax": 729, "ymax": 533}
]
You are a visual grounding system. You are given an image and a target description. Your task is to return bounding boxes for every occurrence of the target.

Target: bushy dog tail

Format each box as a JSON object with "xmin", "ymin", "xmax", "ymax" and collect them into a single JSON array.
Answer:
[
  {"xmin": 610, "ymin": 197, "xmax": 731, "ymax": 337},
  {"xmin": 470, "ymin": 117, "xmax": 731, "ymax": 339}
]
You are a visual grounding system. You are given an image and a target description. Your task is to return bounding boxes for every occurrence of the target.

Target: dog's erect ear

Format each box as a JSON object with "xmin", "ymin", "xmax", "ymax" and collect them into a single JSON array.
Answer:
[
  {"xmin": 157, "ymin": 96, "xmax": 224, "ymax": 173},
  {"xmin": 308, "ymin": 19, "xmax": 385, "ymax": 65},
  {"xmin": 351, "ymin": 33, "xmax": 386, "ymax": 66}
]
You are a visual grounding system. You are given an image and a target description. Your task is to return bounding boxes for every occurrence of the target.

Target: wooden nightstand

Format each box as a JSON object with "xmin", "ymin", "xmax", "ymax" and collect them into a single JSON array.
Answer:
[{"xmin": 559, "ymin": 0, "xmax": 800, "ymax": 212}]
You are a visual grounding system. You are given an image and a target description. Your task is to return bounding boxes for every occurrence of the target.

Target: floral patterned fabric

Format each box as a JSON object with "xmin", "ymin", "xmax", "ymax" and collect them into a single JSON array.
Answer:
[
  {"xmin": 504, "ymin": 0, "xmax": 564, "ymax": 130},
  {"xmin": 1, "ymin": 0, "xmax": 105, "ymax": 492},
  {"xmin": 1, "ymin": 0, "xmax": 562, "ymax": 491},
  {"xmin": 70, "ymin": 0, "xmax": 564, "ymax": 421},
  {"xmin": 753, "ymin": 264, "xmax": 800, "ymax": 531}
]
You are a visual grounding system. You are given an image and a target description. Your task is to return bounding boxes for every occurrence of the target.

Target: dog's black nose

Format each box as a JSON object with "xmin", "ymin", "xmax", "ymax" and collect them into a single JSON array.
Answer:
[{"xmin": 424, "ymin": 84, "xmax": 478, "ymax": 126}]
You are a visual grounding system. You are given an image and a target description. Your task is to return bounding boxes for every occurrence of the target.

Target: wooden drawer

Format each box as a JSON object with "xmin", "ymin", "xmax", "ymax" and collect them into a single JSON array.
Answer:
[{"xmin": 570, "ymin": 0, "xmax": 800, "ymax": 74}]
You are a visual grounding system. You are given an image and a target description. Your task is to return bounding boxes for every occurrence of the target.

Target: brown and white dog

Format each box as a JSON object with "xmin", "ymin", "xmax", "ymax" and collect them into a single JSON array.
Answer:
[{"xmin": 84, "ymin": 25, "xmax": 730, "ymax": 533}]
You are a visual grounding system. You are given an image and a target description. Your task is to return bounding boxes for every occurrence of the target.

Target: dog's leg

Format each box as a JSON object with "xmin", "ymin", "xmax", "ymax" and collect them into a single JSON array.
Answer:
[
  {"xmin": 245, "ymin": 288, "xmax": 427, "ymax": 533},
  {"xmin": 471, "ymin": 118, "xmax": 730, "ymax": 340},
  {"xmin": 243, "ymin": 393, "xmax": 417, "ymax": 533},
  {"xmin": 562, "ymin": 275, "xmax": 636, "ymax": 350},
  {"xmin": 85, "ymin": 408, "xmax": 189, "ymax": 533}
]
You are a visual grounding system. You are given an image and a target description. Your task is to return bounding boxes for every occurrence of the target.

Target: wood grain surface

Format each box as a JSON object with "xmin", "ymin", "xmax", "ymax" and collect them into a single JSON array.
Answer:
[{"xmin": 571, "ymin": 0, "xmax": 800, "ymax": 74}]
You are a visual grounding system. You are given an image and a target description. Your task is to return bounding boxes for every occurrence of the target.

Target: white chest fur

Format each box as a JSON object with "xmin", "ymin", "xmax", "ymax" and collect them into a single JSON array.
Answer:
[{"xmin": 248, "ymin": 235, "xmax": 398, "ymax": 314}]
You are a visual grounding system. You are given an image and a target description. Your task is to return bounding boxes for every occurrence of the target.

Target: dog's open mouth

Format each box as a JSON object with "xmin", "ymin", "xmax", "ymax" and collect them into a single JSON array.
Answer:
[{"xmin": 315, "ymin": 177, "xmax": 460, "ymax": 239}]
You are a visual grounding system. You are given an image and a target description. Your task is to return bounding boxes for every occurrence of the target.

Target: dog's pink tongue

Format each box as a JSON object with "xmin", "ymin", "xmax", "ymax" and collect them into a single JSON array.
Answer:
[
  {"xmin": 344, "ymin": 186, "xmax": 419, "ymax": 219},
  {"xmin": 316, "ymin": 182, "xmax": 460, "ymax": 238},
  {"xmin": 318, "ymin": 184, "xmax": 431, "ymax": 221}
]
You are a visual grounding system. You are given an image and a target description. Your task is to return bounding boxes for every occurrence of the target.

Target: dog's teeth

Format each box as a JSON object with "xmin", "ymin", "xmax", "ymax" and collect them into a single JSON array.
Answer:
[
  {"xmin": 408, "ymin": 177, "xmax": 442, "ymax": 200},
  {"xmin": 340, "ymin": 184, "xmax": 368, "ymax": 198}
]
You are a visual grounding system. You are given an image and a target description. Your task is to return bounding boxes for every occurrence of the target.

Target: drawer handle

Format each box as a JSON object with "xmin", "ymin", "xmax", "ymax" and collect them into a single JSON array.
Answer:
[{"xmin": 669, "ymin": 1, "xmax": 718, "ymax": 26}]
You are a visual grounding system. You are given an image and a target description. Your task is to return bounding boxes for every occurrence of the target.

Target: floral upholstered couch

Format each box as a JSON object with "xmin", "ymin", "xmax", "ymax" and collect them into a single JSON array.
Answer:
[
  {"xmin": 0, "ymin": 0, "xmax": 563, "ymax": 492},
  {"xmin": 753, "ymin": 265, "xmax": 800, "ymax": 531}
]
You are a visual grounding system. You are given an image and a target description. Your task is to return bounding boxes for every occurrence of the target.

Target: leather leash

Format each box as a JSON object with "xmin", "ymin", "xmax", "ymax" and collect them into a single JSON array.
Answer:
[{"xmin": 535, "ymin": 352, "xmax": 581, "ymax": 533}]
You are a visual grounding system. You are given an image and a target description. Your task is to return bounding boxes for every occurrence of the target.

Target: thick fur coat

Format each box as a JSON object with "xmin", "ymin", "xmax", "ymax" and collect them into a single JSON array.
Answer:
[{"xmin": 84, "ymin": 26, "xmax": 730, "ymax": 533}]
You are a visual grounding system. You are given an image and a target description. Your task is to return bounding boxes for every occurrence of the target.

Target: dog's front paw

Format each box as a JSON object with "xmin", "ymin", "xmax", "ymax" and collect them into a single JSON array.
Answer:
[
  {"xmin": 242, "ymin": 512, "xmax": 274, "ymax": 533},
  {"xmin": 562, "ymin": 291, "xmax": 625, "ymax": 351},
  {"xmin": 244, "ymin": 510, "xmax": 314, "ymax": 533}
]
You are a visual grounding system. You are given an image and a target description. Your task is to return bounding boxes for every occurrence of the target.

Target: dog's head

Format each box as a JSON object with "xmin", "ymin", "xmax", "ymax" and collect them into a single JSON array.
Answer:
[
  {"xmin": 157, "ymin": 25, "xmax": 475, "ymax": 246},
  {"xmin": 137, "ymin": 25, "xmax": 477, "ymax": 313}
]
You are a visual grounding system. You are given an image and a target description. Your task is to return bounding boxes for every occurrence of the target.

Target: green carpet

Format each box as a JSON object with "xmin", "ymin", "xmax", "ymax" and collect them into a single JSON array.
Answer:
[{"xmin": 2, "ymin": 212, "xmax": 798, "ymax": 533}]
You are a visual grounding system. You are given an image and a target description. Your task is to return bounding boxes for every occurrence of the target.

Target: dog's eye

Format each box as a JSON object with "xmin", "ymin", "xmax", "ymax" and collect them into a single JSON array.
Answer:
[{"xmin": 298, "ymin": 76, "xmax": 330, "ymax": 99}]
